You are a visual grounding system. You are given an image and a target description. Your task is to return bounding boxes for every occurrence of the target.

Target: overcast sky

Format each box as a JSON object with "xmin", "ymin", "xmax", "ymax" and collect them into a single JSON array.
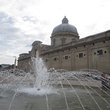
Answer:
[{"xmin": 0, "ymin": 0, "xmax": 110, "ymax": 64}]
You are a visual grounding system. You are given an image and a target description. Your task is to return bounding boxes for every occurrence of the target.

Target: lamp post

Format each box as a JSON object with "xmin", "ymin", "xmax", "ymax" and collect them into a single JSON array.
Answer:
[{"xmin": 13, "ymin": 56, "xmax": 17, "ymax": 69}]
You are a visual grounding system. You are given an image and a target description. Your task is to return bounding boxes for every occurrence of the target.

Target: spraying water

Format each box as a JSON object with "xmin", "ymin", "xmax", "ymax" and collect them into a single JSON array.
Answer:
[{"xmin": 31, "ymin": 57, "xmax": 49, "ymax": 90}]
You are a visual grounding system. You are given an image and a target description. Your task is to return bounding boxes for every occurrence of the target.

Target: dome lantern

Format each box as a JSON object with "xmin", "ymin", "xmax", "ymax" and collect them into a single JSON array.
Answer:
[{"xmin": 62, "ymin": 16, "xmax": 68, "ymax": 24}]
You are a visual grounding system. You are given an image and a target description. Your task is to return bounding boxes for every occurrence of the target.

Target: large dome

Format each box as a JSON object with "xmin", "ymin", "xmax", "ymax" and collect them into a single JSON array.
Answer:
[{"xmin": 52, "ymin": 16, "xmax": 78, "ymax": 36}]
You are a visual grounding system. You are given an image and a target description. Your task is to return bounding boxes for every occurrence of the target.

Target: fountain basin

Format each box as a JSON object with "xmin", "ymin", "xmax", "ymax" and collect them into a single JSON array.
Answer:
[{"xmin": 0, "ymin": 86, "xmax": 110, "ymax": 110}]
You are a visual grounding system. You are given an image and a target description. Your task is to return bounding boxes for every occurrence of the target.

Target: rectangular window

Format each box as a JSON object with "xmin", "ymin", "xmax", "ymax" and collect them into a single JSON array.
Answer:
[
  {"xmin": 65, "ymin": 56, "xmax": 68, "ymax": 60},
  {"xmin": 79, "ymin": 53, "xmax": 83, "ymax": 58},
  {"xmin": 97, "ymin": 50, "xmax": 103, "ymax": 55},
  {"xmin": 61, "ymin": 38, "xmax": 66, "ymax": 45},
  {"xmin": 53, "ymin": 39, "xmax": 56, "ymax": 46}
]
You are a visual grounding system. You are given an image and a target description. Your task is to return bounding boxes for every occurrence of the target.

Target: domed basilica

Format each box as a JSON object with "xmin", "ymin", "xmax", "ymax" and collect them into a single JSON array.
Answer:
[{"xmin": 18, "ymin": 17, "xmax": 110, "ymax": 73}]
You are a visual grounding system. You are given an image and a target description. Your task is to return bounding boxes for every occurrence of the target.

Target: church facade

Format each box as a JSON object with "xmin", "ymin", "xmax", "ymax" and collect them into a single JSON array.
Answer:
[{"xmin": 18, "ymin": 17, "xmax": 110, "ymax": 73}]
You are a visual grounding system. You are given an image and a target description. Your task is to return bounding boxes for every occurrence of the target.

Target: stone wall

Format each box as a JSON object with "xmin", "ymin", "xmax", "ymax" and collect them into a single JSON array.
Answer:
[{"xmin": 18, "ymin": 53, "xmax": 31, "ymax": 72}]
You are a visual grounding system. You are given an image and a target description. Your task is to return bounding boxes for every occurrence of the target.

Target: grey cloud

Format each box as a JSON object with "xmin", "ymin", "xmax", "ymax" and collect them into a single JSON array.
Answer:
[
  {"xmin": 0, "ymin": 12, "xmax": 28, "ymax": 52},
  {"xmin": 0, "ymin": 12, "xmax": 14, "ymax": 24},
  {"xmin": 0, "ymin": 11, "xmax": 49, "ymax": 64},
  {"xmin": 0, "ymin": 12, "xmax": 19, "ymax": 40}
]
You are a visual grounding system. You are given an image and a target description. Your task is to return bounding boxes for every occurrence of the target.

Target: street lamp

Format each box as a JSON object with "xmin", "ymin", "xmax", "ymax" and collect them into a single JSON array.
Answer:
[{"xmin": 13, "ymin": 56, "xmax": 17, "ymax": 69}]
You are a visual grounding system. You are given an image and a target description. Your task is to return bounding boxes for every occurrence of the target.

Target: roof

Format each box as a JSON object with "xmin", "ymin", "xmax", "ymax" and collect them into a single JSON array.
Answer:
[{"xmin": 51, "ymin": 16, "xmax": 78, "ymax": 36}]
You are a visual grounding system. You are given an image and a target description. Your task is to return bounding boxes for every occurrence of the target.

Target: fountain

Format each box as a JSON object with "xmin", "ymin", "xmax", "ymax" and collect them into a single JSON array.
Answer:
[
  {"xmin": 31, "ymin": 57, "xmax": 49, "ymax": 90},
  {"xmin": 0, "ymin": 57, "xmax": 110, "ymax": 110}
]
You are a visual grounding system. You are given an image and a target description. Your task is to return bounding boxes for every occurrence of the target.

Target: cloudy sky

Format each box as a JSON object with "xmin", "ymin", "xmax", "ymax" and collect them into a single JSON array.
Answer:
[{"xmin": 0, "ymin": 0, "xmax": 110, "ymax": 64}]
